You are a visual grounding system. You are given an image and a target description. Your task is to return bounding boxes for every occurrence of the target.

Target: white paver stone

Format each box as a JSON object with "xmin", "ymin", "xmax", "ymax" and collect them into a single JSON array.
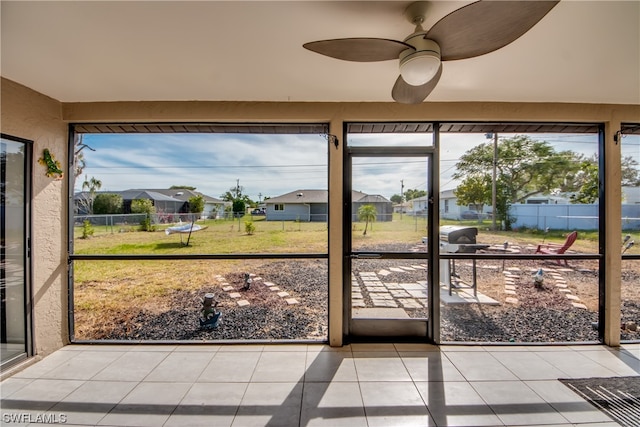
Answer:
[{"xmin": 398, "ymin": 298, "xmax": 423, "ymax": 308}]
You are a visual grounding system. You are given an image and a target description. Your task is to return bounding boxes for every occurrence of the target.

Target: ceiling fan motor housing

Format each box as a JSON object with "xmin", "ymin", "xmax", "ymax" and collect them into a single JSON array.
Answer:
[{"xmin": 399, "ymin": 33, "xmax": 441, "ymax": 86}]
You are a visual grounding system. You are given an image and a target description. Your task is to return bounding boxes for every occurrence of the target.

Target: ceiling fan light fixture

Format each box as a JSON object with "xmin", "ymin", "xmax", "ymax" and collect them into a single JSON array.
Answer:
[
  {"xmin": 399, "ymin": 37, "xmax": 440, "ymax": 86},
  {"xmin": 399, "ymin": 51, "xmax": 440, "ymax": 86}
]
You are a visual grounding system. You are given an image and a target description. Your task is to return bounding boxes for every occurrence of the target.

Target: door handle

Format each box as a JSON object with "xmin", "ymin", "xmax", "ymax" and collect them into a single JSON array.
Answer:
[{"xmin": 351, "ymin": 254, "xmax": 382, "ymax": 259}]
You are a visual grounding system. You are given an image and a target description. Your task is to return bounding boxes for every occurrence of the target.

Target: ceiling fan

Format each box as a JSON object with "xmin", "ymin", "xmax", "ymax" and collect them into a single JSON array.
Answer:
[{"xmin": 303, "ymin": 1, "xmax": 559, "ymax": 104}]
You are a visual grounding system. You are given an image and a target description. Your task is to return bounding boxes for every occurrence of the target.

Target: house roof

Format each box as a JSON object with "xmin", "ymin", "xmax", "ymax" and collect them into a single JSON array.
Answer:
[
  {"xmin": 440, "ymin": 189, "xmax": 456, "ymax": 199},
  {"xmin": 356, "ymin": 194, "xmax": 391, "ymax": 203},
  {"xmin": 74, "ymin": 188, "xmax": 223, "ymax": 204},
  {"xmin": 267, "ymin": 189, "xmax": 369, "ymax": 204},
  {"xmin": 144, "ymin": 189, "xmax": 224, "ymax": 204},
  {"xmin": 119, "ymin": 190, "xmax": 178, "ymax": 203}
]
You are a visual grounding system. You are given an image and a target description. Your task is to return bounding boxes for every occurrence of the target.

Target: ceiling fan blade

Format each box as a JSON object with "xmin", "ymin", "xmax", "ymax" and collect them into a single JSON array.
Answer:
[
  {"xmin": 392, "ymin": 64, "xmax": 442, "ymax": 104},
  {"xmin": 426, "ymin": 1, "xmax": 559, "ymax": 61},
  {"xmin": 303, "ymin": 38, "xmax": 412, "ymax": 62}
]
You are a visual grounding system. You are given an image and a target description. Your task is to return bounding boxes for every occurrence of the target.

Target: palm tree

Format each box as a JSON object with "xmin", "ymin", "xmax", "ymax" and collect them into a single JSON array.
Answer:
[
  {"xmin": 358, "ymin": 204, "xmax": 377, "ymax": 235},
  {"xmin": 81, "ymin": 175, "xmax": 102, "ymax": 214}
]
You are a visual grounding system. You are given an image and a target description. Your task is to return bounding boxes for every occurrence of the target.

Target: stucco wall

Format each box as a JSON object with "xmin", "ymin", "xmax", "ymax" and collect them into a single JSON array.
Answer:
[
  {"xmin": 1, "ymin": 78, "xmax": 68, "ymax": 356},
  {"xmin": 60, "ymin": 99, "xmax": 639, "ymax": 347},
  {"xmin": 2, "ymin": 77, "xmax": 638, "ymax": 349}
]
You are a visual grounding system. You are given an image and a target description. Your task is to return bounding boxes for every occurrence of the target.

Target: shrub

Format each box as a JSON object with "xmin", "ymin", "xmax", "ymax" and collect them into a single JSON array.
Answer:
[
  {"xmin": 188, "ymin": 195, "xmax": 205, "ymax": 214},
  {"xmin": 81, "ymin": 220, "xmax": 94, "ymax": 239},
  {"xmin": 245, "ymin": 221, "xmax": 255, "ymax": 235},
  {"xmin": 131, "ymin": 199, "xmax": 156, "ymax": 232},
  {"xmin": 93, "ymin": 193, "xmax": 123, "ymax": 215}
]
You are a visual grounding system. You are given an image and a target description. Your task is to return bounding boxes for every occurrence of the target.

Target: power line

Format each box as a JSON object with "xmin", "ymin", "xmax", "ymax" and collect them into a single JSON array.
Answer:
[{"xmin": 87, "ymin": 163, "xmax": 326, "ymax": 169}]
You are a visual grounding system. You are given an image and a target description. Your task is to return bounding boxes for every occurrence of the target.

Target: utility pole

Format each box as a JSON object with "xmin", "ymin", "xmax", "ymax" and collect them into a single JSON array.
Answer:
[
  {"xmin": 235, "ymin": 178, "xmax": 241, "ymax": 231},
  {"xmin": 490, "ymin": 133, "xmax": 498, "ymax": 230},
  {"xmin": 400, "ymin": 179, "xmax": 405, "ymax": 219}
]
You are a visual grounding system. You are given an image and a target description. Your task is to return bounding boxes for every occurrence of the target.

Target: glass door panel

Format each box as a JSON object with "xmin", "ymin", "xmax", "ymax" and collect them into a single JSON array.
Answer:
[
  {"xmin": 1, "ymin": 134, "xmax": 31, "ymax": 368},
  {"xmin": 346, "ymin": 150, "xmax": 432, "ymax": 339}
]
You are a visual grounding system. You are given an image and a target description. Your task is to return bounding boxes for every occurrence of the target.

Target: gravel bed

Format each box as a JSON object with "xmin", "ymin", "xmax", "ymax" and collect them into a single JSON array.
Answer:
[{"xmin": 440, "ymin": 306, "xmax": 599, "ymax": 342}]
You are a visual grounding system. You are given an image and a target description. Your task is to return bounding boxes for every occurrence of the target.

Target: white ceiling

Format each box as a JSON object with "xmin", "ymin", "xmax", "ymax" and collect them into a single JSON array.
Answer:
[{"xmin": 1, "ymin": 1, "xmax": 639, "ymax": 104}]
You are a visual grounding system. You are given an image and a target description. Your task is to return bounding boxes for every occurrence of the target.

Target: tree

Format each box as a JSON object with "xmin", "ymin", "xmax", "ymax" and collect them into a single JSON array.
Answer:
[
  {"xmin": 390, "ymin": 194, "xmax": 403, "ymax": 204},
  {"xmin": 78, "ymin": 175, "xmax": 102, "ymax": 214},
  {"xmin": 622, "ymin": 156, "xmax": 640, "ymax": 186},
  {"xmin": 453, "ymin": 135, "xmax": 582, "ymax": 227},
  {"xmin": 358, "ymin": 204, "xmax": 377, "ymax": 235},
  {"xmin": 222, "ymin": 181, "xmax": 253, "ymax": 218},
  {"xmin": 569, "ymin": 159, "xmax": 599, "ymax": 204},
  {"xmin": 73, "ymin": 134, "xmax": 96, "ymax": 208},
  {"xmin": 93, "ymin": 193, "xmax": 123, "ymax": 215},
  {"xmin": 232, "ymin": 199, "xmax": 246, "ymax": 217},
  {"xmin": 188, "ymin": 195, "xmax": 205, "ymax": 214},
  {"xmin": 454, "ymin": 176, "xmax": 490, "ymax": 214},
  {"xmin": 404, "ymin": 189, "xmax": 427, "ymax": 201},
  {"xmin": 570, "ymin": 155, "xmax": 640, "ymax": 204},
  {"xmin": 170, "ymin": 185, "xmax": 196, "ymax": 190}
]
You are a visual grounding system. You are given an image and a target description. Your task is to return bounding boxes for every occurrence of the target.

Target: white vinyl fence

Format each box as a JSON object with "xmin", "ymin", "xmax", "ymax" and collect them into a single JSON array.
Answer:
[{"xmin": 510, "ymin": 203, "xmax": 640, "ymax": 231}]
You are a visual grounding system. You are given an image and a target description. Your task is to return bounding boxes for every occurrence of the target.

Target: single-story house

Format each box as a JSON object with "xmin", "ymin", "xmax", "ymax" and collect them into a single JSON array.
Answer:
[
  {"xmin": 265, "ymin": 189, "xmax": 329, "ymax": 222},
  {"xmin": 74, "ymin": 188, "xmax": 226, "ymax": 218},
  {"xmin": 393, "ymin": 202, "xmax": 410, "ymax": 213},
  {"xmin": 623, "ymin": 186, "xmax": 640, "ymax": 204},
  {"xmin": 265, "ymin": 189, "xmax": 393, "ymax": 222},
  {"xmin": 144, "ymin": 188, "xmax": 227, "ymax": 219},
  {"xmin": 354, "ymin": 194, "xmax": 393, "ymax": 222},
  {"xmin": 410, "ymin": 190, "xmax": 469, "ymax": 220}
]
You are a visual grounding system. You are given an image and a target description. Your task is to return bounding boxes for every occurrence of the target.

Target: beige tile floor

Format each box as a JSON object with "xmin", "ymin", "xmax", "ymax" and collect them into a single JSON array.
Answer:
[{"xmin": 1, "ymin": 342, "xmax": 639, "ymax": 426}]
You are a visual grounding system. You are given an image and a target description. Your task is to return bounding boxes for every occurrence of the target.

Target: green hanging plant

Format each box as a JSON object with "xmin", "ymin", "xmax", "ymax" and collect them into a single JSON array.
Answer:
[{"xmin": 38, "ymin": 148, "xmax": 64, "ymax": 179}]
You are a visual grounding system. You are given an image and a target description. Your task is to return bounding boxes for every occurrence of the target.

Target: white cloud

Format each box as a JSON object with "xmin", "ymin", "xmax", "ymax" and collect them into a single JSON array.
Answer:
[{"xmin": 76, "ymin": 131, "xmax": 602, "ymax": 201}]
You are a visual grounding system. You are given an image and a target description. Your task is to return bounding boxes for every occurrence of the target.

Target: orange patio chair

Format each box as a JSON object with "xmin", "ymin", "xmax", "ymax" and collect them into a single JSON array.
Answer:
[{"xmin": 535, "ymin": 231, "xmax": 578, "ymax": 265}]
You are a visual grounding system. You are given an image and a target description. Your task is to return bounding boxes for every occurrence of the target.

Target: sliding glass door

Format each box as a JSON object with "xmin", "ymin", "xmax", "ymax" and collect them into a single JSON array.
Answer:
[{"xmin": 1, "ymin": 134, "xmax": 32, "ymax": 369}]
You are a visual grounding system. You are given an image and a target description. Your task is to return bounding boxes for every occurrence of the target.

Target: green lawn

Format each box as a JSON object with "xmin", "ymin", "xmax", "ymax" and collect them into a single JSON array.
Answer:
[
  {"xmin": 71, "ymin": 214, "xmax": 637, "ymax": 339},
  {"xmin": 74, "ymin": 214, "xmax": 623, "ymax": 256}
]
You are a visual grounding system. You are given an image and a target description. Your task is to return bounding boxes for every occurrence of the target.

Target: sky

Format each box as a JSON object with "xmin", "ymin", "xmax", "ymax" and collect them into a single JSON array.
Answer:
[{"xmin": 74, "ymin": 130, "xmax": 634, "ymax": 203}]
